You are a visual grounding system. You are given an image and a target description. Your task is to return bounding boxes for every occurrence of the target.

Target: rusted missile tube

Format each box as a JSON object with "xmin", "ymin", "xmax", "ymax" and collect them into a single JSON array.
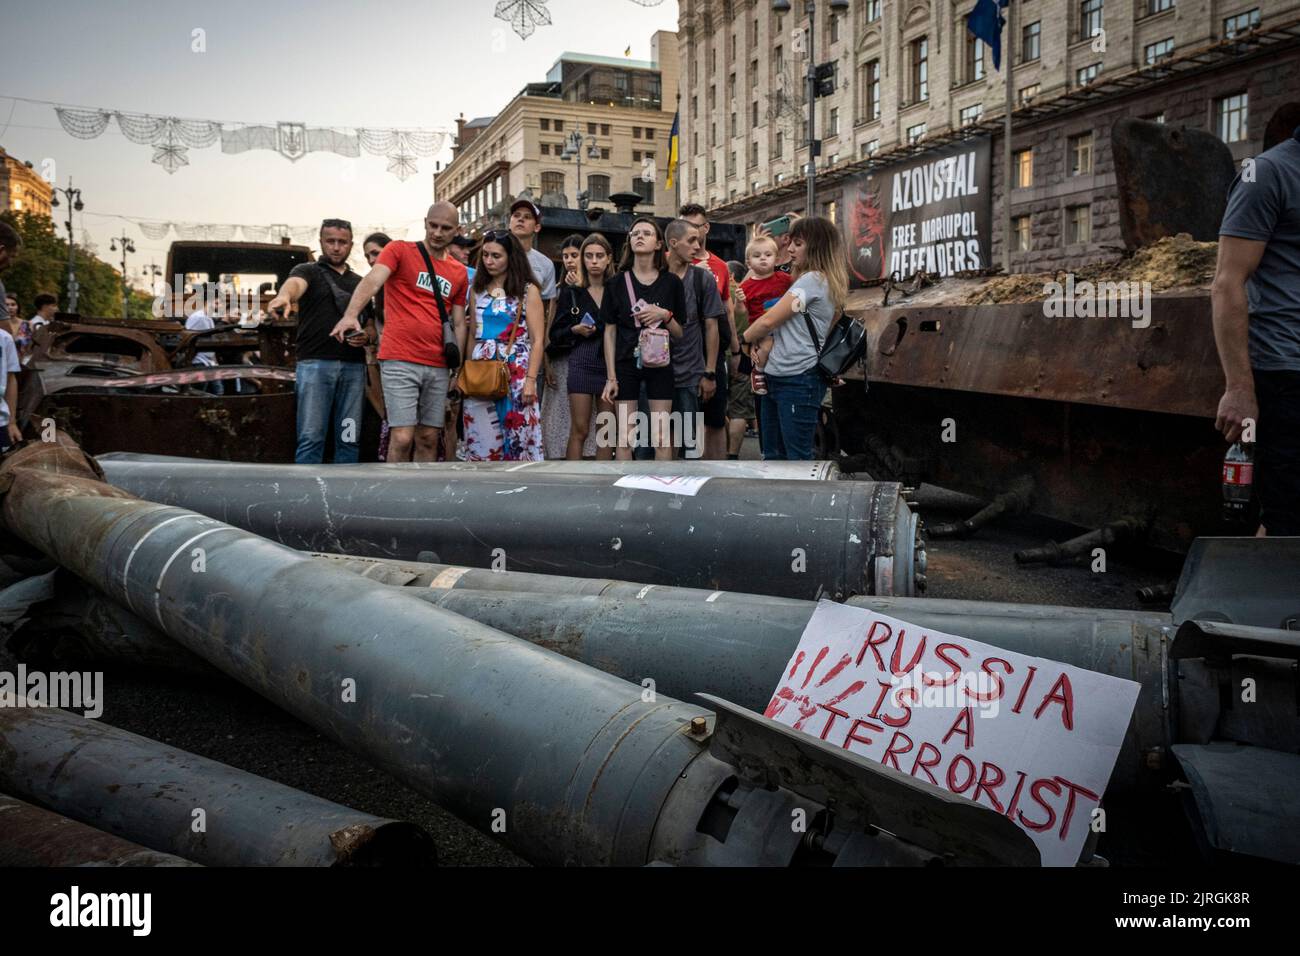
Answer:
[
  {"xmin": 96, "ymin": 458, "xmax": 922, "ymax": 598},
  {"xmin": 0, "ymin": 440, "xmax": 1034, "ymax": 866},
  {"xmin": 0, "ymin": 793, "xmax": 200, "ymax": 867},
  {"xmin": 0, "ymin": 705, "xmax": 436, "ymax": 867},
  {"xmin": 98, "ymin": 453, "xmax": 844, "ymax": 482}
]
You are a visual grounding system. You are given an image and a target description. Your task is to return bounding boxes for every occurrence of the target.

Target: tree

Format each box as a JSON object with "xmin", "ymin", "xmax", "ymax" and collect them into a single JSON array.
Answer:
[{"xmin": 0, "ymin": 211, "xmax": 156, "ymax": 319}]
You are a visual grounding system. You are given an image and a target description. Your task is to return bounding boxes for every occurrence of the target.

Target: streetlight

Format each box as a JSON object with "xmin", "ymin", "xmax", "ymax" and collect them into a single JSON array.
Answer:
[
  {"xmin": 49, "ymin": 178, "xmax": 84, "ymax": 312},
  {"xmin": 109, "ymin": 233, "xmax": 136, "ymax": 320},
  {"xmin": 559, "ymin": 126, "xmax": 600, "ymax": 210},
  {"xmin": 773, "ymin": 0, "xmax": 849, "ymax": 213}
]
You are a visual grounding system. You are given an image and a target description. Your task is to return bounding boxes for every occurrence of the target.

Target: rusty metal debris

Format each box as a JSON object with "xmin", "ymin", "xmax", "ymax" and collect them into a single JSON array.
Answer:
[{"xmin": 0, "ymin": 793, "xmax": 199, "ymax": 867}]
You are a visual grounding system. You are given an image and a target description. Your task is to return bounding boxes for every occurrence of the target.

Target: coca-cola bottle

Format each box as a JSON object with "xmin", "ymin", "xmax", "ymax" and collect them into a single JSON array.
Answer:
[{"xmin": 1222, "ymin": 441, "xmax": 1254, "ymax": 522}]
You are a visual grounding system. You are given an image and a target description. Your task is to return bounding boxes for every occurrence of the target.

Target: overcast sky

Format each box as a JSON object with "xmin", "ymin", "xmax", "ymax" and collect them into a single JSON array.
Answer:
[{"xmin": 0, "ymin": 0, "xmax": 679, "ymax": 280}]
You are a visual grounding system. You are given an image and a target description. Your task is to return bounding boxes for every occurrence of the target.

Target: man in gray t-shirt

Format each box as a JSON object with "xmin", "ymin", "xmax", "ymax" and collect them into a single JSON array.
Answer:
[
  {"xmin": 1215, "ymin": 126, "xmax": 1300, "ymax": 534},
  {"xmin": 665, "ymin": 220, "xmax": 723, "ymax": 458}
]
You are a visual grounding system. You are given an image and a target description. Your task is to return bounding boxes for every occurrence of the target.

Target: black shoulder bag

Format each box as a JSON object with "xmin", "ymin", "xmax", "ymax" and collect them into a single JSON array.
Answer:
[
  {"xmin": 802, "ymin": 306, "xmax": 868, "ymax": 385},
  {"xmin": 414, "ymin": 241, "xmax": 461, "ymax": 369},
  {"xmin": 315, "ymin": 262, "xmax": 367, "ymax": 323}
]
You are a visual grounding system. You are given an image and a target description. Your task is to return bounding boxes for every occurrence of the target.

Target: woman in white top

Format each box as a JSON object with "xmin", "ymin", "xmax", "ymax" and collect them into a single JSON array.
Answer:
[{"xmin": 737, "ymin": 217, "xmax": 849, "ymax": 461}]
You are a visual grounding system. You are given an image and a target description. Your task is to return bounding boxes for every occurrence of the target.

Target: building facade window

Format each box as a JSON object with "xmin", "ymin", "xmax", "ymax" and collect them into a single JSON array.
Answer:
[
  {"xmin": 776, "ymin": 130, "xmax": 784, "ymax": 157},
  {"xmin": 633, "ymin": 176, "xmax": 654, "ymax": 204},
  {"xmin": 541, "ymin": 143, "xmax": 550, "ymax": 155},
  {"xmin": 829, "ymin": 107, "xmax": 840, "ymax": 137},
  {"xmin": 752, "ymin": 102, "xmax": 759, "ymax": 127},
  {"xmin": 1217, "ymin": 92, "xmax": 1249, "ymax": 142},
  {"xmin": 861, "ymin": 139, "xmax": 879, "ymax": 157},
  {"xmin": 1068, "ymin": 205, "xmax": 1092, "ymax": 244},
  {"xmin": 587, "ymin": 122, "xmax": 597, "ymax": 134},
  {"xmin": 1022, "ymin": 21, "xmax": 1041, "ymax": 62},
  {"xmin": 1014, "ymin": 148, "xmax": 1034, "ymax": 187},
  {"xmin": 541, "ymin": 171, "xmax": 565, "ymax": 196},
  {"xmin": 960, "ymin": 104, "xmax": 984, "ymax": 126},
  {"xmin": 911, "ymin": 37, "xmax": 929, "ymax": 102},
  {"xmin": 1069, "ymin": 132, "xmax": 1094, "ymax": 175},
  {"xmin": 907, "ymin": 122, "xmax": 927, "ymax": 144},
  {"xmin": 645, "ymin": 127, "xmax": 655, "ymax": 139},
  {"xmin": 1144, "ymin": 38, "xmax": 1174, "ymax": 64},
  {"xmin": 857, "ymin": 59, "xmax": 881, "ymax": 122},
  {"xmin": 964, "ymin": 23, "xmax": 986, "ymax": 83},
  {"xmin": 601, "ymin": 124, "xmax": 610, "ymax": 136},
  {"xmin": 830, "ymin": 11, "xmax": 841, "ymax": 43},
  {"xmin": 1076, "ymin": 63, "xmax": 1101, "ymax": 86},
  {"xmin": 1146, "ymin": 0, "xmax": 1174, "ymax": 13},
  {"xmin": 1012, "ymin": 215, "xmax": 1031, "ymax": 252},
  {"xmin": 1080, "ymin": 0, "xmax": 1104, "ymax": 40},
  {"xmin": 1224, "ymin": 8, "xmax": 1260, "ymax": 37},
  {"xmin": 601, "ymin": 147, "xmax": 610, "ymax": 160},
  {"xmin": 1019, "ymin": 83, "xmax": 1040, "ymax": 105},
  {"xmin": 750, "ymin": 140, "xmax": 759, "ymax": 167},
  {"xmin": 588, "ymin": 175, "xmax": 610, "ymax": 202},
  {"xmin": 633, "ymin": 127, "xmax": 641, "ymax": 139},
  {"xmin": 555, "ymin": 120, "xmax": 564, "ymax": 132},
  {"xmin": 866, "ymin": 0, "xmax": 881, "ymax": 23},
  {"xmin": 540, "ymin": 118, "xmax": 550, "ymax": 131}
]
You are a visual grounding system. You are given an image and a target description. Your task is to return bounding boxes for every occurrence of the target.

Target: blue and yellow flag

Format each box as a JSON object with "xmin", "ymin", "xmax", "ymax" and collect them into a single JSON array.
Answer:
[{"xmin": 665, "ymin": 111, "xmax": 680, "ymax": 189}]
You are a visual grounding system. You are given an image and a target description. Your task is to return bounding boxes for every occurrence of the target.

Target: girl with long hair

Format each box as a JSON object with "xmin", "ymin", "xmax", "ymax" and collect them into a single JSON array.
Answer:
[
  {"xmin": 541, "ymin": 233, "xmax": 589, "ymax": 458},
  {"xmin": 737, "ymin": 216, "xmax": 849, "ymax": 461},
  {"xmin": 551, "ymin": 233, "xmax": 615, "ymax": 459},
  {"xmin": 599, "ymin": 218, "xmax": 686, "ymax": 460},
  {"xmin": 461, "ymin": 231, "xmax": 545, "ymax": 460}
]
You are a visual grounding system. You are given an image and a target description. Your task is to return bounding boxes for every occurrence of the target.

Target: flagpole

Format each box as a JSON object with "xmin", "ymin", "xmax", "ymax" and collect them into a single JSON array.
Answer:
[
  {"xmin": 1002, "ymin": 0, "xmax": 1015, "ymax": 274},
  {"xmin": 675, "ymin": 91, "xmax": 682, "ymax": 211}
]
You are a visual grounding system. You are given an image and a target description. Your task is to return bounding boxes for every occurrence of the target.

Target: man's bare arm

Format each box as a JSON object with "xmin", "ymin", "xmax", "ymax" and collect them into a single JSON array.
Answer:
[
  {"xmin": 331, "ymin": 265, "xmax": 391, "ymax": 341},
  {"xmin": 266, "ymin": 276, "xmax": 308, "ymax": 317},
  {"xmin": 1211, "ymin": 236, "xmax": 1267, "ymax": 441}
]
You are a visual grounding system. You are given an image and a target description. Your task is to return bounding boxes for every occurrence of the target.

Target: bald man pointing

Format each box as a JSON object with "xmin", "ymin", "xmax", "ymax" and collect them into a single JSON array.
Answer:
[{"xmin": 334, "ymin": 202, "xmax": 469, "ymax": 462}]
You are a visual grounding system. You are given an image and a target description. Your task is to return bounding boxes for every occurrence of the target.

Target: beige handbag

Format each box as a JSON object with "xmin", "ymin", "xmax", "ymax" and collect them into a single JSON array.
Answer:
[{"xmin": 460, "ymin": 309, "xmax": 522, "ymax": 400}]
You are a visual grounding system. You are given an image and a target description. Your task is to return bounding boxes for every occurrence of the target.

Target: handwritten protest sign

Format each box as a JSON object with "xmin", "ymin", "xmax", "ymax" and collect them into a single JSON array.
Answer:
[
  {"xmin": 613, "ymin": 475, "xmax": 711, "ymax": 496},
  {"xmin": 765, "ymin": 601, "xmax": 1140, "ymax": 866}
]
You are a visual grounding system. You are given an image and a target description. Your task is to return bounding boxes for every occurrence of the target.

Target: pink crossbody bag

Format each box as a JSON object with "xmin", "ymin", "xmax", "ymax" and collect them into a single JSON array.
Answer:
[{"xmin": 626, "ymin": 271, "xmax": 670, "ymax": 368}]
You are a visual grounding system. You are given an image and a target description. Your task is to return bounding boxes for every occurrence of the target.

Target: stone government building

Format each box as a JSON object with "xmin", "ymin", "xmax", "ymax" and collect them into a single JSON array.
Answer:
[
  {"xmin": 678, "ymin": 0, "xmax": 1300, "ymax": 272},
  {"xmin": 435, "ymin": 31, "xmax": 682, "ymax": 231}
]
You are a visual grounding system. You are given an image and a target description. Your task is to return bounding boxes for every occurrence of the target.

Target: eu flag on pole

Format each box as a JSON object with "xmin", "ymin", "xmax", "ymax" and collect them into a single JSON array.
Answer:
[
  {"xmin": 666, "ymin": 111, "xmax": 680, "ymax": 190},
  {"xmin": 967, "ymin": 0, "xmax": 1009, "ymax": 71}
]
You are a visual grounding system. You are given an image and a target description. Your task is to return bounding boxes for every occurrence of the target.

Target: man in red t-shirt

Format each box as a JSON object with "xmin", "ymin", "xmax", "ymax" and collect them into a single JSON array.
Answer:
[
  {"xmin": 679, "ymin": 203, "xmax": 739, "ymax": 459},
  {"xmin": 335, "ymin": 201, "xmax": 468, "ymax": 461}
]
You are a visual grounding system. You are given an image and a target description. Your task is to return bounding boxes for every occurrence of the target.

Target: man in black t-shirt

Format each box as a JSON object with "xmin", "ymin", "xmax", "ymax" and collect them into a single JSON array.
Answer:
[{"xmin": 268, "ymin": 218, "xmax": 370, "ymax": 463}]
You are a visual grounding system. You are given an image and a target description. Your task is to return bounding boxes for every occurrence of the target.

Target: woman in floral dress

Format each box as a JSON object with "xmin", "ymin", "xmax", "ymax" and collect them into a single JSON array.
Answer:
[{"xmin": 461, "ymin": 231, "xmax": 545, "ymax": 461}]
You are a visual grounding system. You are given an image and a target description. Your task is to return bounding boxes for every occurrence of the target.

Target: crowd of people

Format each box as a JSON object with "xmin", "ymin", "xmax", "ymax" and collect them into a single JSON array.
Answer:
[
  {"xmin": 0, "ymin": 199, "xmax": 853, "ymax": 466},
  {"xmin": 275, "ymin": 198, "xmax": 849, "ymax": 465}
]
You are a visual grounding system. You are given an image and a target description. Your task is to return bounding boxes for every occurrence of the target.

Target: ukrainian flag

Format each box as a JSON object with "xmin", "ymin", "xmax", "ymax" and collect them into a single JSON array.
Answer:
[{"xmin": 666, "ymin": 111, "xmax": 680, "ymax": 190}]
